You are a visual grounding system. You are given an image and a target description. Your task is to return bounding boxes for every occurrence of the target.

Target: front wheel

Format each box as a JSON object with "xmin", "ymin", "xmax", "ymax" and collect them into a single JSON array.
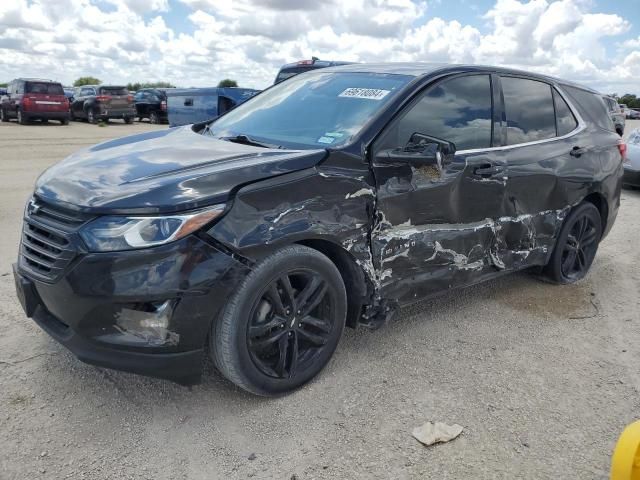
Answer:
[
  {"xmin": 544, "ymin": 202, "xmax": 602, "ymax": 284},
  {"xmin": 211, "ymin": 245, "xmax": 347, "ymax": 396}
]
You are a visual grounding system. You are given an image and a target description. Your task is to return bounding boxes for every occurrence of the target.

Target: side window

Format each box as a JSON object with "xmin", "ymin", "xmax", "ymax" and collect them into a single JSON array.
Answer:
[
  {"xmin": 501, "ymin": 77, "xmax": 556, "ymax": 145},
  {"xmin": 553, "ymin": 89, "xmax": 578, "ymax": 136},
  {"xmin": 377, "ymin": 74, "xmax": 493, "ymax": 152},
  {"xmin": 16, "ymin": 82, "xmax": 24, "ymax": 94}
]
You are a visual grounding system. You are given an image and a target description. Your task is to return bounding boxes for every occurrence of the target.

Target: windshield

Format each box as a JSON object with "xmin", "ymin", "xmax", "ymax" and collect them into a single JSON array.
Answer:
[
  {"xmin": 206, "ymin": 71, "xmax": 412, "ymax": 149},
  {"xmin": 26, "ymin": 82, "xmax": 64, "ymax": 95}
]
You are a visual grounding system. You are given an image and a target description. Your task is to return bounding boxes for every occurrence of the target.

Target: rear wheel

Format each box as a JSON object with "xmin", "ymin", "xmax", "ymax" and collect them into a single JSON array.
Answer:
[
  {"xmin": 17, "ymin": 109, "xmax": 27, "ymax": 125},
  {"xmin": 61, "ymin": 118, "xmax": 69, "ymax": 125},
  {"xmin": 124, "ymin": 116, "xmax": 133, "ymax": 124},
  {"xmin": 149, "ymin": 111, "xmax": 159, "ymax": 124},
  {"xmin": 87, "ymin": 109, "xmax": 97, "ymax": 124},
  {"xmin": 212, "ymin": 245, "xmax": 347, "ymax": 396},
  {"xmin": 544, "ymin": 202, "xmax": 602, "ymax": 284}
]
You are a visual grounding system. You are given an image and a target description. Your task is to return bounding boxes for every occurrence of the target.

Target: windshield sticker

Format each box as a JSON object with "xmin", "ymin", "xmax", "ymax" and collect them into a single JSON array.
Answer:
[
  {"xmin": 339, "ymin": 88, "xmax": 391, "ymax": 100},
  {"xmin": 324, "ymin": 132, "xmax": 344, "ymax": 138},
  {"xmin": 317, "ymin": 136, "xmax": 336, "ymax": 144}
]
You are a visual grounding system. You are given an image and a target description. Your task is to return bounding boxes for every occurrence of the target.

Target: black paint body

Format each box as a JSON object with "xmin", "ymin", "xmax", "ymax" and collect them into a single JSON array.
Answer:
[{"xmin": 14, "ymin": 64, "xmax": 623, "ymax": 383}]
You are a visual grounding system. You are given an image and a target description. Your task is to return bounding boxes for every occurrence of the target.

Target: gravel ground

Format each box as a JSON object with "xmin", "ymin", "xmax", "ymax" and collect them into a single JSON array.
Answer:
[{"xmin": 1, "ymin": 120, "xmax": 639, "ymax": 480}]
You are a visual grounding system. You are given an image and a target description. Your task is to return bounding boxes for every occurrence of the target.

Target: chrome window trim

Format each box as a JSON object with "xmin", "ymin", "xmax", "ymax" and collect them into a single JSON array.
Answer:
[{"xmin": 456, "ymin": 83, "xmax": 586, "ymax": 156}]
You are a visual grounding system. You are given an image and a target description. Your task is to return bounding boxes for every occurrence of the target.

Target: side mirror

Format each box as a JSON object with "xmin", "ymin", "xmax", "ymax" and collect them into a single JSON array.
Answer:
[{"xmin": 376, "ymin": 133, "xmax": 456, "ymax": 168}]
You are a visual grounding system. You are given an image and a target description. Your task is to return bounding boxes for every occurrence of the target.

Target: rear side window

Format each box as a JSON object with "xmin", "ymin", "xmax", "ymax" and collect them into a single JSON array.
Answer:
[
  {"xmin": 553, "ymin": 90, "xmax": 578, "ymax": 136},
  {"xmin": 378, "ymin": 74, "xmax": 493, "ymax": 152},
  {"xmin": 25, "ymin": 82, "xmax": 64, "ymax": 95},
  {"xmin": 99, "ymin": 87, "xmax": 127, "ymax": 96},
  {"xmin": 502, "ymin": 77, "xmax": 556, "ymax": 145},
  {"xmin": 562, "ymin": 85, "xmax": 614, "ymax": 132}
]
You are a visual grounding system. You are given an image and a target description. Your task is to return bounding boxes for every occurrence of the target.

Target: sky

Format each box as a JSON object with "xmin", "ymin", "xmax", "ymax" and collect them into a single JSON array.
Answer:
[{"xmin": 0, "ymin": 0, "xmax": 639, "ymax": 95}]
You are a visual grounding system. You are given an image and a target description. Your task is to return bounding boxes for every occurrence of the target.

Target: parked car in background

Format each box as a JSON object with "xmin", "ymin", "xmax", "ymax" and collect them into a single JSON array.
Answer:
[
  {"xmin": 629, "ymin": 109, "xmax": 640, "ymax": 120},
  {"xmin": 166, "ymin": 87, "xmax": 258, "ymax": 126},
  {"xmin": 0, "ymin": 87, "xmax": 6, "ymax": 97},
  {"xmin": 13, "ymin": 63, "xmax": 624, "ymax": 395},
  {"xmin": 70, "ymin": 85, "xmax": 135, "ymax": 124},
  {"xmin": 63, "ymin": 87, "xmax": 75, "ymax": 104},
  {"xmin": 134, "ymin": 88, "xmax": 170, "ymax": 124},
  {"xmin": 274, "ymin": 58, "xmax": 354, "ymax": 84},
  {"xmin": 619, "ymin": 103, "xmax": 635, "ymax": 119},
  {"xmin": 0, "ymin": 78, "xmax": 69, "ymax": 125},
  {"xmin": 623, "ymin": 129, "xmax": 640, "ymax": 188},
  {"xmin": 603, "ymin": 96, "xmax": 625, "ymax": 136}
]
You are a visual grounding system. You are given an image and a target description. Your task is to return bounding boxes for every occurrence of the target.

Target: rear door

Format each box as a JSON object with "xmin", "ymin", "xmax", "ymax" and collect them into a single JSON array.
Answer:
[
  {"xmin": 492, "ymin": 75, "xmax": 590, "ymax": 266},
  {"xmin": 99, "ymin": 86, "xmax": 129, "ymax": 111},
  {"xmin": 371, "ymin": 73, "xmax": 509, "ymax": 303},
  {"xmin": 25, "ymin": 82, "xmax": 67, "ymax": 114},
  {"xmin": 134, "ymin": 91, "xmax": 148, "ymax": 116}
]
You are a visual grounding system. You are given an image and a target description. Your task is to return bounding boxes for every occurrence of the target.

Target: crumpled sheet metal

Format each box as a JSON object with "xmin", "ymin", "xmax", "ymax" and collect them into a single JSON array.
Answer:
[{"xmin": 412, "ymin": 421, "xmax": 464, "ymax": 446}]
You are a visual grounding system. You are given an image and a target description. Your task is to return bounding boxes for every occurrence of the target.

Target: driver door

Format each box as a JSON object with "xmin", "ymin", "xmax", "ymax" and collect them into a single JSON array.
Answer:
[{"xmin": 371, "ymin": 73, "xmax": 510, "ymax": 304}]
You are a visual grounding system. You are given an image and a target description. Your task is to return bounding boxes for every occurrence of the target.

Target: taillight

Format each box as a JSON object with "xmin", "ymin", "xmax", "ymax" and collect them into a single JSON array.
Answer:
[
  {"xmin": 127, "ymin": 94, "xmax": 133, "ymax": 103},
  {"xmin": 160, "ymin": 100, "xmax": 167, "ymax": 111},
  {"xmin": 96, "ymin": 95, "xmax": 111, "ymax": 102},
  {"xmin": 22, "ymin": 97, "xmax": 34, "ymax": 110},
  {"xmin": 618, "ymin": 141, "xmax": 627, "ymax": 162}
]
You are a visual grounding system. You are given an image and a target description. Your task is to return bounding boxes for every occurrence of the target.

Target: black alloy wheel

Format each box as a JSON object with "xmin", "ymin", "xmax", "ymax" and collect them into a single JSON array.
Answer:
[
  {"xmin": 247, "ymin": 270, "xmax": 334, "ymax": 379},
  {"xmin": 545, "ymin": 202, "xmax": 602, "ymax": 284},
  {"xmin": 212, "ymin": 245, "xmax": 347, "ymax": 396}
]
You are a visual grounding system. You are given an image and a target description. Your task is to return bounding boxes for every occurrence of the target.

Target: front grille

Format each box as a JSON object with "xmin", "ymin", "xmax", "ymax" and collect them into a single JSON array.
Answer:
[{"xmin": 19, "ymin": 198, "xmax": 93, "ymax": 282}]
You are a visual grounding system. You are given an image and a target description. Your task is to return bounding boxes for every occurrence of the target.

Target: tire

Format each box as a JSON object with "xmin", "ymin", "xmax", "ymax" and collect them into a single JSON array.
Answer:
[
  {"xmin": 41, "ymin": 118, "xmax": 48, "ymax": 124},
  {"xmin": 17, "ymin": 109, "xmax": 27, "ymax": 125},
  {"xmin": 124, "ymin": 116, "xmax": 133, "ymax": 124},
  {"xmin": 87, "ymin": 109, "xmax": 97, "ymax": 124},
  {"xmin": 0, "ymin": 108, "xmax": 8, "ymax": 122},
  {"xmin": 149, "ymin": 112, "xmax": 159, "ymax": 124},
  {"xmin": 544, "ymin": 202, "xmax": 602, "ymax": 284},
  {"xmin": 212, "ymin": 245, "xmax": 347, "ymax": 396},
  {"xmin": 61, "ymin": 118, "xmax": 69, "ymax": 125}
]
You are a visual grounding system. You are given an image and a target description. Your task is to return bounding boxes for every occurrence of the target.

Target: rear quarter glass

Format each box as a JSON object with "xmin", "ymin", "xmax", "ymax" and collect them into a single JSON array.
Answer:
[{"xmin": 562, "ymin": 85, "xmax": 614, "ymax": 131}]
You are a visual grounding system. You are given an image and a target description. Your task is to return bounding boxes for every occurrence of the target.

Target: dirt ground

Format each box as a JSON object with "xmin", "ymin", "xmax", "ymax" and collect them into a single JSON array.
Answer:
[{"xmin": 1, "ymin": 119, "xmax": 639, "ymax": 480}]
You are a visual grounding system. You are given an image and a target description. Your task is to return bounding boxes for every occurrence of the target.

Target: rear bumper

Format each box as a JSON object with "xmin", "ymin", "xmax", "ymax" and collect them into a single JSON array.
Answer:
[
  {"xmin": 98, "ymin": 107, "xmax": 135, "ymax": 119},
  {"xmin": 24, "ymin": 111, "xmax": 70, "ymax": 120}
]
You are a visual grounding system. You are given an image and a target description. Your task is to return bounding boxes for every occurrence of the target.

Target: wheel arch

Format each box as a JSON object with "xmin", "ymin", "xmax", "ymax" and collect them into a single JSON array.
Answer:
[
  {"xmin": 582, "ymin": 192, "xmax": 608, "ymax": 238},
  {"xmin": 295, "ymin": 238, "xmax": 368, "ymax": 329}
]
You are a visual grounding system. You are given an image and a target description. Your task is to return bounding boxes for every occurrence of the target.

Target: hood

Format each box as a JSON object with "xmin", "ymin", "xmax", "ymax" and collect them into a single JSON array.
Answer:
[{"xmin": 35, "ymin": 127, "xmax": 326, "ymax": 214}]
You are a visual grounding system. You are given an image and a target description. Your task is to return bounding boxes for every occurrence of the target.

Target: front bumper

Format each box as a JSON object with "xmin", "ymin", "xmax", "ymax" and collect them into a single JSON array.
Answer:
[
  {"xmin": 14, "ymin": 235, "xmax": 251, "ymax": 384},
  {"xmin": 623, "ymin": 168, "xmax": 640, "ymax": 188}
]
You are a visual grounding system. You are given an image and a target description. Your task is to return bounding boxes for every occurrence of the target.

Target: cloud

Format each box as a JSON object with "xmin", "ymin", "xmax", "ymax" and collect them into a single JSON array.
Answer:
[{"xmin": 0, "ymin": 0, "xmax": 638, "ymax": 95}]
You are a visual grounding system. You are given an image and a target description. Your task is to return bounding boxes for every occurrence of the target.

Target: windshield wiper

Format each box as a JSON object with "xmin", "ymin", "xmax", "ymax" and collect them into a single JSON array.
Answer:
[{"xmin": 222, "ymin": 134, "xmax": 282, "ymax": 149}]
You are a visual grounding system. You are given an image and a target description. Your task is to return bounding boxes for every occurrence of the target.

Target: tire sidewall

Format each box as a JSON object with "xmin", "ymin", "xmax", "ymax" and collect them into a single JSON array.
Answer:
[
  {"xmin": 214, "ymin": 246, "xmax": 347, "ymax": 395},
  {"xmin": 548, "ymin": 203, "xmax": 602, "ymax": 284}
]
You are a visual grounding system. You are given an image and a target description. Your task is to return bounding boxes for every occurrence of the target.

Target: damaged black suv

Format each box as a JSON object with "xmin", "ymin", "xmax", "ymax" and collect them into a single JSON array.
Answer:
[{"xmin": 14, "ymin": 64, "xmax": 624, "ymax": 395}]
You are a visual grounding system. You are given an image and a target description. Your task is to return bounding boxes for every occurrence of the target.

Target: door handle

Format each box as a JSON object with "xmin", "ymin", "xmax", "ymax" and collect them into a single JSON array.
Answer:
[
  {"xmin": 184, "ymin": 98, "xmax": 193, "ymax": 106},
  {"xmin": 473, "ymin": 163, "xmax": 504, "ymax": 178},
  {"xmin": 570, "ymin": 146, "xmax": 588, "ymax": 157}
]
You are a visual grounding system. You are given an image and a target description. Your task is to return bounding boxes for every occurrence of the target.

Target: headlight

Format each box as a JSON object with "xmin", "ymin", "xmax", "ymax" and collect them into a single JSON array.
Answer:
[{"xmin": 79, "ymin": 204, "xmax": 225, "ymax": 252}]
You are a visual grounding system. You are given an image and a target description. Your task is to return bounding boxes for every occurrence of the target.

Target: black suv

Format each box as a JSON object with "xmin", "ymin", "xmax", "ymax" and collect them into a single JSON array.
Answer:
[
  {"xmin": 70, "ymin": 85, "xmax": 135, "ymax": 124},
  {"xmin": 134, "ymin": 88, "xmax": 169, "ymax": 124},
  {"xmin": 13, "ymin": 64, "xmax": 623, "ymax": 395}
]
